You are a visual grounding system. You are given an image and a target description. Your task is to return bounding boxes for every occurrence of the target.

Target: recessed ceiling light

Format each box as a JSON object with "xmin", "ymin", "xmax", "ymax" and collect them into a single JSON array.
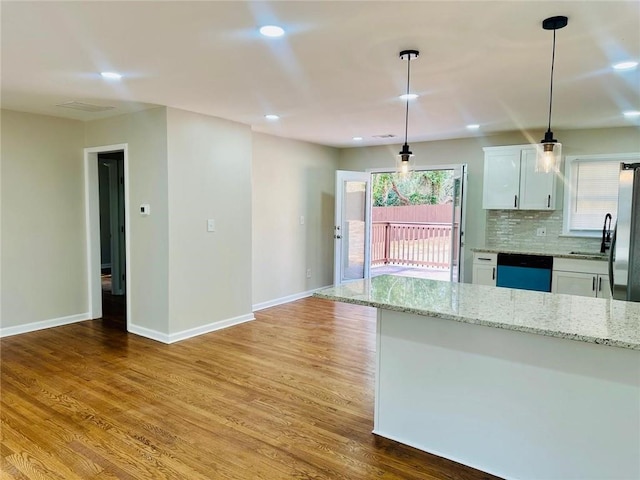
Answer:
[
  {"xmin": 265, "ymin": 114, "xmax": 280, "ymax": 120},
  {"xmin": 100, "ymin": 71, "xmax": 122, "ymax": 80},
  {"xmin": 259, "ymin": 25, "xmax": 285, "ymax": 37},
  {"xmin": 466, "ymin": 124, "xmax": 480, "ymax": 130},
  {"xmin": 399, "ymin": 93, "xmax": 419, "ymax": 101},
  {"xmin": 623, "ymin": 110, "xmax": 640, "ymax": 118},
  {"xmin": 613, "ymin": 61, "xmax": 638, "ymax": 71},
  {"xmin": 352, "ymin": 136, "xmax": 363, "ymax": 141}
]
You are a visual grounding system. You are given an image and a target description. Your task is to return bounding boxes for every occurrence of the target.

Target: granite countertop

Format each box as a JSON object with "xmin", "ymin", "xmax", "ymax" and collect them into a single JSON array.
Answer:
[
  {"xmin": 472, "ymin": 247, "xmax": 608, "ymax": 261},
  {"xmin": 314, "ymin": 276, "xmax": 640, "ymax": 350}
]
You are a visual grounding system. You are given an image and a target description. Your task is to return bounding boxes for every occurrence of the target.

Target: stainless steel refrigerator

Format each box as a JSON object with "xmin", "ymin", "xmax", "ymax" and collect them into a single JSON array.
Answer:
[{"xmin": 609, "ymin": 162, "xmax": 640, "ymax": 302}]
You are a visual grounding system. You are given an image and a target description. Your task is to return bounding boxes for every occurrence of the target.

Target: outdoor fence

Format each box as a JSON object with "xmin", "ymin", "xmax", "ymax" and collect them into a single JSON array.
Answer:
[
  {"xmin": 371, "ymin": 222, "xmax": 456, "ymax": 269},
  {"xmin": 372, "ymin": 204, "xmax": 453, "ymax": 223}
]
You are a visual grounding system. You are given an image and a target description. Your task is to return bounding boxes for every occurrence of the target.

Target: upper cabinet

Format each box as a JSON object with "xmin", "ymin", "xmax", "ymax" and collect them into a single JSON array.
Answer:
[{"xmin": 482, "ymin": 145, "xmax": 556, "ymax": 210}]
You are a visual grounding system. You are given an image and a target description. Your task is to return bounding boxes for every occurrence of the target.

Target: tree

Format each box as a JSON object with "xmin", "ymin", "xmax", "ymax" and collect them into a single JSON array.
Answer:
[{"xmin": 372, "ymin": 170, "xmax": 453, "ymax": 207}]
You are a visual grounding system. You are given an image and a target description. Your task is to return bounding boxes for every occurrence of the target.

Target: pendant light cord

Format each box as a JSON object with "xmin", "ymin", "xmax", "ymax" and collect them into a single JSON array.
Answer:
[
  {"xmin": 547, "ymin": 29, "xmax": 556, "ymax": 134},
  {"xmin": 404, "ymin": 54, "xmax": 411, "ymax": 145}
]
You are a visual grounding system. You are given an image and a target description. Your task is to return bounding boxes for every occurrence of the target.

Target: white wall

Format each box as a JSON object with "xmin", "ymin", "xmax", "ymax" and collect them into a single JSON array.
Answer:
[
  {"xmin": 252, "ymin": 132, "xmax": 338, "ymax": 307},
  {"xmin": 84, "ymin": 107, "xmax": 170, "ymax": 334},
  {"xmin": 0, "ymin": 106, "xmax": 337, "ymax": 340},
  {"xmin": 1, "ymin": 110, "xmax": 86, "ymax": 328},
  {"xmin": 338, "ymin": 127, "xmax": 640, "ymax": 283},
  {"xmin": 166, "ymin": 108, "xmax": 253, "ymax": 334}
]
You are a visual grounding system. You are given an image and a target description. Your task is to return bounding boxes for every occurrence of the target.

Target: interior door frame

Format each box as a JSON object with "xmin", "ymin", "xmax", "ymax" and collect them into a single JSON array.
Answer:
[
  {"xmin": 84, "ymin": 144, "xmax": 131, "ymax": 325},
  {"xmin": 366, "ymin": 164, "xmax": 467, "ymax": 282}
]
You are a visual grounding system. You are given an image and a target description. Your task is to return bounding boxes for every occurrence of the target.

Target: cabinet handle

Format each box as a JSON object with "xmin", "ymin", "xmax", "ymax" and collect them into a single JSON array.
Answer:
[
  {"xmin": 547, "ymin": 195, "xmax": 551, "ymax": 208},
  {"xmin": 492, "ymin": 267, "xmax": 496, "ymax": 280},
  {"xmin": 478, "ymin": 257, "xmax": 492, "ymax": 261},
  {"xmin": 514, "ymin": 195, "xmax": 518, "ymax": 208},
  {"xmin": 592, "ymin": 276, "xmax": 596, "ymax": 291},
  {"xmin": 598, "ymin": 277, "xmax": 602, "ymax": 292}
]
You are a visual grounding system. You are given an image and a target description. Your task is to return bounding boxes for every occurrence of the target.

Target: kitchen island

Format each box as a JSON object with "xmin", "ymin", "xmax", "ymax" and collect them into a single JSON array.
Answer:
[{"xmin": 314, "ymin": 276, "xmax": 640, "ymax": 480}]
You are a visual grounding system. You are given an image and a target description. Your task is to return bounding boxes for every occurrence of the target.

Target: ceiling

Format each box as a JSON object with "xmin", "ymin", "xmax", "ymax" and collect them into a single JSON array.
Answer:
[{"xmin": 2, "ymin": 1, "xmax": 639, "ymax": 148}]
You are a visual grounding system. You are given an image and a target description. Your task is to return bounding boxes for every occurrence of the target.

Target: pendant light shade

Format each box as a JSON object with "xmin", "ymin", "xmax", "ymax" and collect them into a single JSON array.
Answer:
[
  {"xmin": 536, "ymin": 15, "xmax": 568, "ymax": 173},
  {"xmin": 397, "ymin": 49, "xmax": 419, "ymax": 175}
]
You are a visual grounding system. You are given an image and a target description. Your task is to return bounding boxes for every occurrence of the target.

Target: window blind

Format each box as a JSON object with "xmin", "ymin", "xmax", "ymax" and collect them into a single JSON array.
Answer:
[{"xmin": 569, "ymin": 160, "xmax": 619, "ymax": 230}]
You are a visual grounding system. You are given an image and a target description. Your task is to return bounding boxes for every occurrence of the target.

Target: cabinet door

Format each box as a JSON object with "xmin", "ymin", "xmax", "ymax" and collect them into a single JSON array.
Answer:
[
  {"xmin": 482, "ymin": 149, "xmax": 521, "ymax": 209},
  {"xmin": 519, "ymin": 148, "xmax": 556, "ymax": 210},
  {"xmin": 597, "ymin": 274, "xmax": 611, "ymax": 299},
  {"xmin": 473, "ymin": 264, "xmax": 496, "ymax": 286},
  {"xmin": 552, "ymin": 271, "xmax": 597, "ymax": 297}
]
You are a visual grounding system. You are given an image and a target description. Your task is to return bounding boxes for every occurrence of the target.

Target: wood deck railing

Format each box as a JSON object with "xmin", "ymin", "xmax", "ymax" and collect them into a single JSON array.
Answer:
[{"xmin": 371, "ymin": 222, "xmax": 454, "ymax": 269}]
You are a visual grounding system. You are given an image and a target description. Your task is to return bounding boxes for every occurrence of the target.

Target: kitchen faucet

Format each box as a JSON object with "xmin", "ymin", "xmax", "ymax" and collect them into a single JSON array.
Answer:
[{"xmin": 600, "ymin": 213, "xmax": 612, "ymax": 253}]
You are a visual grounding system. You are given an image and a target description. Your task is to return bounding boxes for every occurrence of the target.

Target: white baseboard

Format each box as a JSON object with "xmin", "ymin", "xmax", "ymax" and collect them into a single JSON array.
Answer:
[
  {"xmin": 128, "ymin": 312, "xmax": 256, "ymax": 344},
  {"xmin": 0, "ymin": 312, "xmax": 91, "ymax": 338},
  {"xmin": 252, "ymin": 285, "xmax": 332, "ymax": 312},
  {"xmin": 127, "ymin": 323, "xmax": 171, "ymax": 343}
]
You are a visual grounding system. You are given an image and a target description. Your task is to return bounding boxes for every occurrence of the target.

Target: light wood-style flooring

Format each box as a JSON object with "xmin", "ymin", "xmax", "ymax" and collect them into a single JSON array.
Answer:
[{"xmin": 1, "ymin": 297, "xmax": 500, "ymax": 479}]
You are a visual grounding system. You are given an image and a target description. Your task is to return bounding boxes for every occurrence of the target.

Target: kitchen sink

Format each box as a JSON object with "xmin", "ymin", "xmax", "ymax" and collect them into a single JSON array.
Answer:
[{"xmin": 569, "ymin": 251, "xmax": 608, "ymax": 257}]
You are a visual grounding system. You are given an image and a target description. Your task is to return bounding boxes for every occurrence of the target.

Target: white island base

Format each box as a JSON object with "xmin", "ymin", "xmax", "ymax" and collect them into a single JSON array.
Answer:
[{"xmin": 374, "ymin": 309, "xmax": 639, "ymax": 480}]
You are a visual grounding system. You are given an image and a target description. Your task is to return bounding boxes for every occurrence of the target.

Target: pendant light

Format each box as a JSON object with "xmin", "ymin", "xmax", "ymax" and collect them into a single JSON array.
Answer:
[
  {"xmin": 398, "ymin": 49, "xmax": 419, "ymax": 175},
  {"xmin": 536, "ymin": 15, "xmax": 568, "ymax": 173}
]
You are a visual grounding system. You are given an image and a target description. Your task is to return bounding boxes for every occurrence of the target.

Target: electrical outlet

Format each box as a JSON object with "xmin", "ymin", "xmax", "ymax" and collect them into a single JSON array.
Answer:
[
  {"xmin": 306, "ymin": 268, "xmax": 312, "ymax": 278},
  {"xmin": 536, "ymin": 227, "xmax": 546, "ymax": 237}
]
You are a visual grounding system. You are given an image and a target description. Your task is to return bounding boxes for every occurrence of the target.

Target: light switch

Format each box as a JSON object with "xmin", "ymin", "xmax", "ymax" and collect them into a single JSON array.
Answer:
[
  {"xmin": 140, "ymin": 204, "xmax": 151, "ymax": 216},
  {"xmin": 207, "ymin": 219, "xmax": 215, "ymax": 232}
]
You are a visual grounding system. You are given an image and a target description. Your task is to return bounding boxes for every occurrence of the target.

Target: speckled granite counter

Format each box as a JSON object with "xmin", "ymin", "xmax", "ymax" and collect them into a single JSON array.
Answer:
[
  {"xmin": 472, "ymin": 246, "xmax": 608, "ymax": 261},
  {"xmin": 314, "ymin": 275, "xmax": 640, "ymax": 350},
  {"xmin": 315, "ymin": 276, "xmax": 640, "ymax": 479}
]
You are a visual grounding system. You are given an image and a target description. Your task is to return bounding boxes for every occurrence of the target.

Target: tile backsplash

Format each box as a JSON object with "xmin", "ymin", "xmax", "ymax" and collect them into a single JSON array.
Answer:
[{"xmin": 486, "ymin": 210, "xmax": 602, "ymax": 253}]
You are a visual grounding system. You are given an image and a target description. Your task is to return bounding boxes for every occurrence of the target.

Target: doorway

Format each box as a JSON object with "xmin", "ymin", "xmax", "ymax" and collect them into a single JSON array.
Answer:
[
  {"xmin": 84, "ymin": 144, "xmax": 130, "ymax": 329},
  {"xmin": 369, "ymin": 165, "xmax": 466, "ymax": 282},
  {"xmin": 98, "ymin": 152, "xmax": 126, "ymax": 328},
  {"xmin": 333, "ymin": 165, "xmax": 466, "ymax": 286}
]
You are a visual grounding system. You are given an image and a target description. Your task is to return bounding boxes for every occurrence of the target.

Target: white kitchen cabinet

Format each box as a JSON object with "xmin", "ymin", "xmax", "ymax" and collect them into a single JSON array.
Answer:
[
  {"xmin": 472, "ymin": 252, "xmax": 497, "ymax": 286},
  {"xmin": 482, "ymin": 145, "xmax": 556, "ymax": 210},
  {"xmin": 552, "ymin": 258, "xmax": 611, "ymax": 298}
]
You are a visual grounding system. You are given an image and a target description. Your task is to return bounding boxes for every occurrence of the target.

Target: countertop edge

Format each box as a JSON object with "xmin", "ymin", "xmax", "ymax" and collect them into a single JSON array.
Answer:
[
  {"xmin": 471, "ymin": 247, "xmax": 608, "ymax": 261},
  {"xmin": 312, "ymin": 291, "xmax": 640, "ymax": 351}
]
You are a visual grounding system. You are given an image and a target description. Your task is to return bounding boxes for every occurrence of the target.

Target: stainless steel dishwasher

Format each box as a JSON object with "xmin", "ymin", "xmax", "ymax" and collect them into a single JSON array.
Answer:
[{"xmin": 496, "ymin": 253, "xmax": 554, "ymax": 292}]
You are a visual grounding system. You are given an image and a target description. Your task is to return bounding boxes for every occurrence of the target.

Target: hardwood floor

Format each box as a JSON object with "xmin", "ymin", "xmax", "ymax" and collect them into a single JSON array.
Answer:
[{"xmin": 1, "ymin": 298, "xmax": 500, "ymax": 479}]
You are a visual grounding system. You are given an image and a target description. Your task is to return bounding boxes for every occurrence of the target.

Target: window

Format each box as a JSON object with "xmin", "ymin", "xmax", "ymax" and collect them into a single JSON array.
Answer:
[{"xmin": 563, "ymin": 153, "xmax": 639, "ymax": 236}]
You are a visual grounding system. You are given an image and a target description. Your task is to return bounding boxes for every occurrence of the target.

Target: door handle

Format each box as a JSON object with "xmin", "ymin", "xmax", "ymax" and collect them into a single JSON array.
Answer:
[
  {"xmin": 492, "ymin": 267, "xmax": 495, "ymax": 280},
  {"xmin": 608, "ymin": 223, "xmax": 616, "ymax": 296},
  {"xmin": 547, "ymin": 195, "xmax": 551, "ymax": 208},
  {"xmin": 514, "ymin": 195, "xmax": 518, "ymax": 208}
]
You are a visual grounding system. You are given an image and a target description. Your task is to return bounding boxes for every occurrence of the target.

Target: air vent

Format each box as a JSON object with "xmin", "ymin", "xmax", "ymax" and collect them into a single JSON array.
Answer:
[
  {"xmin": 56, "ymin": 101, "xmax": 115, "ymax": 112},
  {"xmin": 372, "ymin": 134, "xmax": 396, "ymax": 138}
]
